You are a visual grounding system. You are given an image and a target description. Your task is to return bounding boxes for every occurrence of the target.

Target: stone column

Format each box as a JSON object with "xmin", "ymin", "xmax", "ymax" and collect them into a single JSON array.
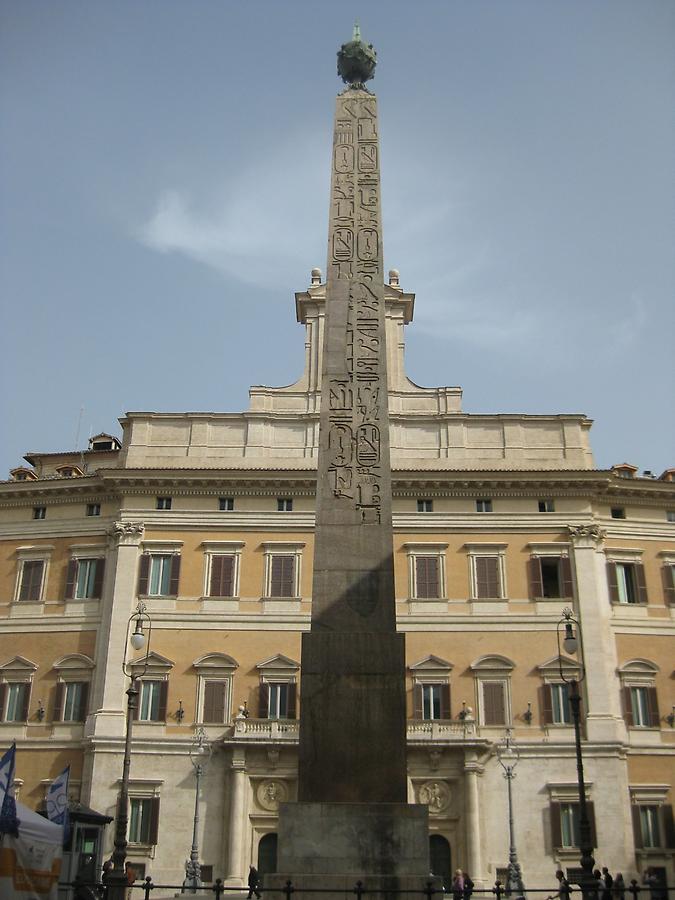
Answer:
[
  {"xmin": 464, "ymin": 753, "xmax": 484, "ymax": 884},
  {"xmin": 226, "ymin": 749, "xmax": 248, "ymax": 886},
  {"xmin": 569, "ymin": 525, "xmax": 626, "ymax": 743},
  {"xmin": 86, "ymin": 521, "xmax": 145, "ymax": 739}
]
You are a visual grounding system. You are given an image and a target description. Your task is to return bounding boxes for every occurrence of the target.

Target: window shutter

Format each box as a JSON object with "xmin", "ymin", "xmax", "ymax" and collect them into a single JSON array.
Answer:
[
  {"xmin": 157, "ymin": 681, "xmax": 168, "ymax": 722},
  {"xmin": 663, "ymin": 806, "xmax": 675, "ymax": 849},
  {"xmin": 483, "ymin": 682, "xmax": 506, "ymax": 725},
  {"xmin": 528, "ymin": 557, "xmax": 543, "ymax": 599},
  {"xmin": 632, "ymin": 806, "xmax": 643, "ymax": 849},
  {"xmin": 210, "ymin": 555, "xmax": 234, "ymax": 598},
  {"xmin": 560, "ymin": 557, "xmax": 574, "ymax": 598},
  {"xmin": 634, "ymin": 564, "xmax": 648, "ymax": 604},
  {"xmin": 476, "ymin": 557, "xmax": 500, "ymax": 599},
  {"xmin": 413, "ymin": 684, "xmax": 423, "ymax": 719},
  {"xmin": 286, "ymin": 682, "xmax": 297, "ymax": 720},
  {"xmin": 64, "ymin": 560, "xmax": 78, "ymax": 600},
  {"xmin": 416, "ymin": 557, "xmax": 439, "ymax": 599},
  {"xmin": 92, "ymin": 559, "xmax": 105, "ymax": 599},
  {"xmin": 540, "ymin": 684, "xmax": 553, "ymax": 725},
  {"xmin": 132, "ymin": 685, "xmax": 140, "ymax": 721},
  {"xmin": 259, "ymin": 682, "xmax": 269, "ymax": 718},
  {"xmin": 20, "ymin": 683, "xmax": 31, "ymax": 722},
  {"xmin": 646, "ymin": 686, "xmax": 660, "ymax": 727},
  {"xmin": 550, "ymin": 802, "xmax": 562, "ymax": 847},
  {"xmin": 138, "ymin": 555, "xmax": 150, "ymax": 596},
  {"xmin": 606, "ymin": 562, "xmax": 619, "ymax": 603},
  {"xmin": 622, "ymin": 687, "xmax": 634, "ymax": 727},
  {"xmin": 662, "ymin": 566, "xmax": 675, "ymax": 606},
  {"xmin": 203, "ymin": 682, "xmax": 225, "ymax": 723},
  {"xmin": 271, "ymin": 556, "xmax": 295, "ymax": 597},
  {"xmin": 0, "ymin": 684, "xmax": 5, "ymax": 722},
  {"xmin": 148, "ymin": 797, "xmax": 160, "ymax": 845},
  {"xmin": 20, "ymin": 560, "xmax": 44, "ymax": 602},
  {"xmin": 78, "ymin": 683, "xmax": 89, "ymax": 722},
  {"xmin": 440, "ymin": 683, "xmax": 451, "ymax": 719},
  {"xmin": 587, "ymin": 801, "xmax": 597, "ymax": 847},
  {"xmin": 169, "ymin": 556, "xmax": 181, "ymax": 597},
  {"xmin": 53, "ymin": 683, "xmax": 65, "ymax": 722}
]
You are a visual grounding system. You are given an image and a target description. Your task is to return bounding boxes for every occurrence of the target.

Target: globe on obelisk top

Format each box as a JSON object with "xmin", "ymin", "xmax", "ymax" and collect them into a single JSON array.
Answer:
[{"xmin": 337, "ymin": 22, "xmax": 377, "ymax": 88}]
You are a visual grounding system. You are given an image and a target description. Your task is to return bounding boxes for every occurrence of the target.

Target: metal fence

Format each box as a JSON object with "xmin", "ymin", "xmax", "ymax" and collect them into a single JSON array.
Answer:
[{"xmin": 60, "ymin": 878, "xmax": 675, "ymax": 900}]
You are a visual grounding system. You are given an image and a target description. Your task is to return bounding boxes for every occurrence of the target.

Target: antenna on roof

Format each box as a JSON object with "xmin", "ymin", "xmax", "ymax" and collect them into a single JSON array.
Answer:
[{"xmin": 74, "ymin": 406, "xmax": 84, "ymax": 451}]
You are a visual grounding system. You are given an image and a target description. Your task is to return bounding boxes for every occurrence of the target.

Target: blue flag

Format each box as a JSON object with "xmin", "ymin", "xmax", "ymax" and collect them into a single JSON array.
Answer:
[
  {"xmin": 0, "ymin": 743, "xmax": 18, "ymax": 835},
  {"xmin": 46, "ymin": 765, "xmax": 70, "ymax": 842}
]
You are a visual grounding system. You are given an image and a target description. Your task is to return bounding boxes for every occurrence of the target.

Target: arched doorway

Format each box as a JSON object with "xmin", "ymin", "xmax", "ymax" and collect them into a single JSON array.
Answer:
[
  {"xmin": 257, "ymin": 833, "xmax": 278, "ymax": 886},
  {"xmin": 429, "ymin": 835, "xmax": 452, "ymax": 891}
]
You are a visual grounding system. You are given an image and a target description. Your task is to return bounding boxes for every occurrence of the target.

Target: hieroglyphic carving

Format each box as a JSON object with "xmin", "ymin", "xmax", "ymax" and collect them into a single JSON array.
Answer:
[{"xmin": 325, "ymin": 92, "xmax": 386, "ymax": 525}]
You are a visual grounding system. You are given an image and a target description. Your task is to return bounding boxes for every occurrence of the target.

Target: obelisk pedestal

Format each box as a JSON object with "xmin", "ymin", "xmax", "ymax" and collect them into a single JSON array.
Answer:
[{"xmin": 269, "ymin": 30, "xmax": 435, "ymax": 899}]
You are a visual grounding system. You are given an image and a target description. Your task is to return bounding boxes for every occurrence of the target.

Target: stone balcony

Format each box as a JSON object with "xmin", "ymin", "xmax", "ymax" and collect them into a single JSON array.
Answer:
[{"xmin": 230, "ymin": 717, "xmax": 477, "ymax": 742}]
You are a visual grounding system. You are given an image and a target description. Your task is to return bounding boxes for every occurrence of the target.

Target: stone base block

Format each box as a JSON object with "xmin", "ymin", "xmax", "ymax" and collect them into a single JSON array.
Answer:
[
  {"xmin": 275, "ymin": 801, "xmax": 431, "ymax": 877},
  {"xmin": 265, "ymin": 872, "xmax": 441, "ymax": 900}
]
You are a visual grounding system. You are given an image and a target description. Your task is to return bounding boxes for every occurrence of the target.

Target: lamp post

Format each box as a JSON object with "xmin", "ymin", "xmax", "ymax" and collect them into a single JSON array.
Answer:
[
  {"xmin": 496, "ymin": 729, "xmax": 526, "ymax": 899},
  {"xmin": 556, "ymin": 607, "xmax": 595, "ymax": 898},
  {"xmin": 182, "ymin": 727, "xmax": 212, "ymax": 893},
  {"xmin": 107, "ymin": 602, "xmax": 152, "ymax": 900}
]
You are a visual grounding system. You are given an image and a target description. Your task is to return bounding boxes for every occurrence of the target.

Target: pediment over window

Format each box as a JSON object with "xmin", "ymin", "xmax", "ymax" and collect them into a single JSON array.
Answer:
[
  {"xmin": 409, "ymin": 655, "xmax": 453, "ymax": 672},
  {"xmin": 53, "ymin": 654, "xmax": 95, "ymax": 671},
  {"xmin": 129, "ymin": 651, "xmax": 174, "ymax": 676},
  {"xmin": 470, "ymin": 654, "xmax": 514, "ymax": 672},
  {"xmin": 9, "ymin": 467, "xmax": 37, "ymax": 482},
  {"xmin": 537, "ymin": 654, "xmax": 581, "ymax": 674},
  {"xmin": 257, "ymin": 654, "xmax": 299, "ymax": 671},
  {"xmin": 0, "ymin": 656, "xmax": 38, "ymax": 673},
  {"xmin": 618, "ymin": 659, "xmax": 659, "ymax": 675},
  {"xmin": 193, "ymin": 653, "xmax": 238, "ymax": 671}
]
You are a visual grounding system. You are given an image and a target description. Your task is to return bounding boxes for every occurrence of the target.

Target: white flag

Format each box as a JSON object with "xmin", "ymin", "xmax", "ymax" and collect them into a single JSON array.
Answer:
[{"xmin": 46, "ymin": 765, "xmax": 69, "ymax": 837}]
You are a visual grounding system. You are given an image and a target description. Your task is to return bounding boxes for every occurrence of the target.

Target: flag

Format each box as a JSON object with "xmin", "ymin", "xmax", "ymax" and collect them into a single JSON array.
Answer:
[
  {"xmin": 0, "ymin": 742, "xmax": 18, "ymax": 836},
  {"xmin": 45, "ymin": 765, "xmax": 70, "ymax": 842}
]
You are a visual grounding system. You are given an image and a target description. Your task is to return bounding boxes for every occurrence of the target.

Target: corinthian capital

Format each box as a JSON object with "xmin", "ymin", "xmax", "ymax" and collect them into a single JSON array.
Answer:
[
  {"xmin": 109, "ymin": 521, "xmax": 145, "ymax": 546},
  {"xmin": 567, "ymin": 523, "xmax": 605, "ymax": 547}
]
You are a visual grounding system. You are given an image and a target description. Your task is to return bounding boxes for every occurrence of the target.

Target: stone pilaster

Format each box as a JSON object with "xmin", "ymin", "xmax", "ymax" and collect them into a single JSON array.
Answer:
[
  {"xmin": 568, "ymin": 524, "xmax": 626, "ymax": 742},
  {"xmin": 464, "ymin": 754, "xmax": 484, "ymax": 884},
  {"xmin": 226, "ymin": 749, "xmax": 248, "ymax": 886}
]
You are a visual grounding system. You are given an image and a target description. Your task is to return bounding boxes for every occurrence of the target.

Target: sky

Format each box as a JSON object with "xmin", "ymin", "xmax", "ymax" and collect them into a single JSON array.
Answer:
[{"xmin": 1, "ymin": 0, "xmax": 674, "ymax": 477}]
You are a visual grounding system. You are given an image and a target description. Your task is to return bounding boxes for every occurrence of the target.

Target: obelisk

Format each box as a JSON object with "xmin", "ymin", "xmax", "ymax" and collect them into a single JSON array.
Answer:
[{"xmin": 273, "ymin": 29, "xmax": 431, "ymax": 893}]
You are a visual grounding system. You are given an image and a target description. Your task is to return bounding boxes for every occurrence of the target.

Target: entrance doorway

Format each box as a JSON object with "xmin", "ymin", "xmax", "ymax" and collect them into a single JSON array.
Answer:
[
  {"xmin": 429, "ymin": 835, "xmax": 452, "ymax": 891},
  {"xmin": 257, "ymin": 833, "xmax": 278, "ymax": 886}
]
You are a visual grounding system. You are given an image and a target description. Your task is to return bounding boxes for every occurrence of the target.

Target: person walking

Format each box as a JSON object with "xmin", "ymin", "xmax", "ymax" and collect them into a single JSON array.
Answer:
[
  {"xmin": 463, "ymin": 872, "xmax": 474, "ymax": 900},
  {"xmin": 247, "ymin": 864, "xmax": 262, "ymax": 900},
  {"xmin": 452, "ymin": 869, "xmax": 464, "ymax": 900},
  {"xmin": 613, "ymin": 874, "xmax": 625, "ymax": 900},
  {"xmin": 547, "ymin": 869, "xmax": 571, "ymax": 900},
  {"xmin": 124, "ymin": 862, "xmax": 137, "ymax": 900},
  {"xmin": 601, "ymin": 867, "xmax": 613, "ymax": 900}
]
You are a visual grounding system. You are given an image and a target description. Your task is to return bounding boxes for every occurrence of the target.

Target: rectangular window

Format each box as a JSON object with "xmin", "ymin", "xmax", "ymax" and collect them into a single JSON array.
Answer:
[
  {"xmin": 667, "ymin": 511, "xmax": 675, "ymax": 523},
  {"xmin": 62, "ymin": 682, "xmax": 88, "ymax": 722},
  {"xmin": 86, "ymin": 503, "xmax": 101, "ymax": 517},
  {"xmin": 33, "ymin": 506, "xmax": 46, "ymax": 520},
  {"xmin": 156, "ymin": 497, "xmax": 172, "ymax": 510},
  {"xmin": 529, "ymin": 556, "xmax": 573, "ymax": 599},
  {"xmin": 661, "ymin": 564, "xmax": 675, "ymax": 605},
  {"xmin": 264, "ymin": 682, "xmax": 298, "ymax": 720},
  {"xmin": 129, "ymin": 797, "xmax": 159, "ymax": 844},
  {"xmin": 623, "ymin": 685, "xmax": 659, "ymax": 728},
  {"xmin": 138, "ymin": 553, "xmax": 180, "ymax": 597},
  {"xmin": 202, "ymin": 681, "xmax": 228, "ymax": 724},
  {"xmin": 482, "ymin": 681, "xmax": 507, "ymax": 725},
  {"xmin": 415, "ymin": 557, "xmax": 440, "ymax": 599},
  {"xmin": 630, "ymin": 687, "xmax": 650, "ymax": 727},
  {"xmin": 417, "ymin": 499, "xmax": 433, "ymax": 513},
  {"xmin": 538, "ymin": 499, "xmax": 555, "ymax": 513},
  {"xmin": 138, "ymin": 681, "xmax": 166, "ymax": 722},
  {"xmin": 3, "ymin": 683, "xmax": 29, "ymax": 722},
  {"xmin": 422, "ymin": 684, "xmax": 441, "ymax": 720},
  {"xmin": 560, "ymin": 802, "xmax": 580, "ymax": 848},
  {"xmin": 474, "ymin": 556, "xmax": 501, "ymax": 599},
  {"xmin": 476, "ymin": 499, "xmax": 492, "ymax": 513},
  {"xmin": 607, "ymin": 561, "xmax": 647, "ymax": 605},
  {"xmin": 270, "ymin": 556, "xmax": 295, "ymax": 597},
  {"xmin": 18, "ymin": 560, "xmax": 45, "ymax": 602},
  {"xmin": 611, "ymin": 507, "xmax": 626, "ymax": 519},
  {"xmin": 639, "ymin": 806, "xmax": 661, "ymax": 849},
  {"xmin": 208, "ymin": 555, "xmax": 235, "ymax": 598},
  {"xmin": 219, "ymin": 497, "xmax": 234, "ymax": 511},
  {"xmin": 75, "ymin": 559, "xmax": 99, "ymax": 599},
  {"xmin": 277, "ymin": 498, "xmax": 293, "ymax": 512},
  {"xmin": 551, "ymin": 683, "xmax": 571, "ymax": 725}
]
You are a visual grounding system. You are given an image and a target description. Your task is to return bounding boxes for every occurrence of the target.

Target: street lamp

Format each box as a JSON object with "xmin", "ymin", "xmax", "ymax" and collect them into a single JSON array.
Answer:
[
  {"xmin": 107, "ymin": 601, "xmax": 152, "ymax": 900},
  {"xmin": 556, "ymin": 607, "xmax": 595, "ymax": 897},
  {"xmin": 182, "ymin": 727, "xmax": 212, "ymax": 893},
  {"xmin": 496, "ymin": 729, "xmax": 526, "ymax": 899}
]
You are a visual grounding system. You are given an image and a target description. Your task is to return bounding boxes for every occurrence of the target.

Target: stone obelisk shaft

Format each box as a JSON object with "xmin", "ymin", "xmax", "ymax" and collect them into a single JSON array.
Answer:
[{"xmin": 297, "ymin": 89, "xmax": 407, "ymax": 803}]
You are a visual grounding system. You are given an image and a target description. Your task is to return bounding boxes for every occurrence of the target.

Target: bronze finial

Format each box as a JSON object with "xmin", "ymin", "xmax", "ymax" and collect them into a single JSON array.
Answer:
[{"xmin": 337, "ymin": 22, "xmax": 376, "ymax": 89}]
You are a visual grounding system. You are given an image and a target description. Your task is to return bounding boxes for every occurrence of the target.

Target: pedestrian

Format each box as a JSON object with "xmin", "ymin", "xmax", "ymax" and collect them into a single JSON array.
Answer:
[
  {"xmin": 124, "ymin": 861, "xmax": 137, "ymax": 900},
  {"xmin": 248, "ymin": 864, "xmax": 262, "ymax": 900},
  {"xmin": 463, "ymin": 872, "xmax": 474, "ymax": 900},
  {"xmin": 643, "ymin": 868, "xmax": 658, "ymax": 900},
  {"xmin": 452, "ymin": 869, "xmax": 464, "ymax": 900},
  {"xmin": 547, "ymin": 869, "xmax": 571, "ymax": 900},
  {"xmin": 592, "ymin": 869, "xmax": 603, "ymax": 900},
  {"xmin": 613, "ymin": 874, "xmax": 625, "ymax": 900},
  {"xmin": 601, "ymin": 867, "xmax": 613, "ymax": 900},
  {"xmin": 100, "ymin": 859, "xmax": 113, "ymax": 899}
]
